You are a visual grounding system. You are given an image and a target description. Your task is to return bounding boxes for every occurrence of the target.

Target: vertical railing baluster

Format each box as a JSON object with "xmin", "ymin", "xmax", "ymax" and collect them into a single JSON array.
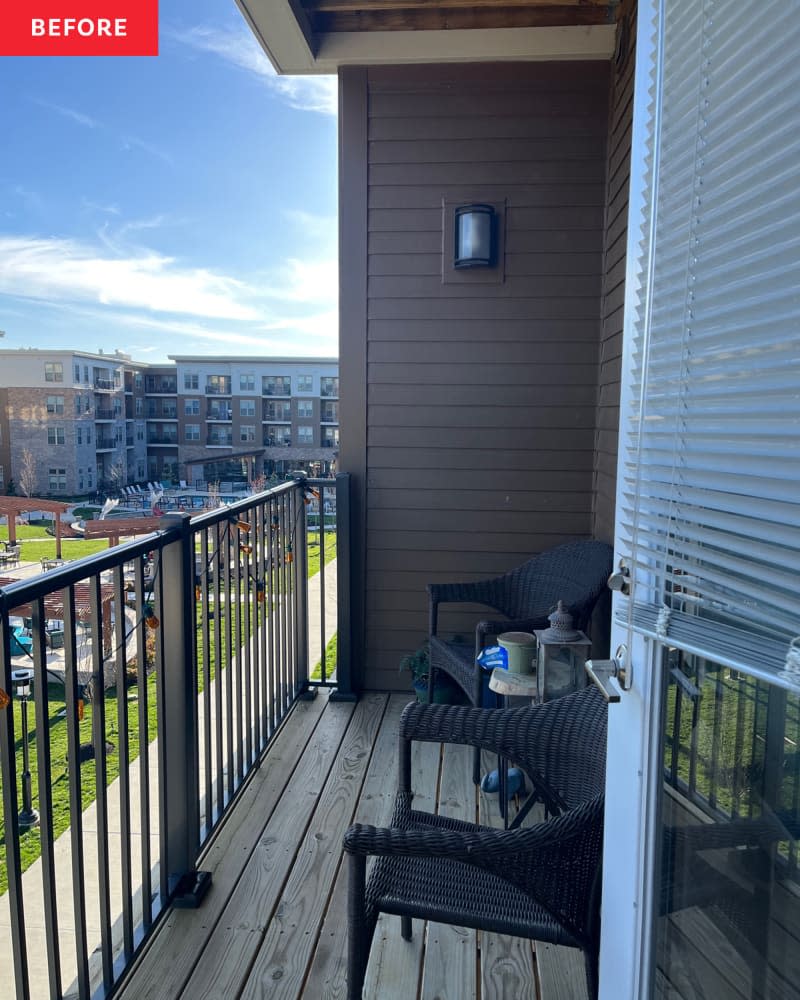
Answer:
[
  {"xmin": 30, "ymin": 596, "xmax": 62, "ymax": 998},
  {"xmin": 134, "ymin": 557, "xmax": 152, "ymax": 930},
  {"xmin": 154, "ymin": 549, "xmax": 169, "ymax": 905},
  {"xmin": 0, "ymin": 602, "xmax": 31, "ymax": 1000},
  {"xmin": 233, "ymin": 517, "xmax": 243, "ymax": 785},
  {"xmin": 90, "ymin": 573, "xmax": 114, "ymax": 990},
  {"xmin": 267, "ymin": 497, "xmax": 277, "ymax": 734},
  {"xmin": 200, "ymin": 528, "xmax": 213, "ymax": 836},
  {"xmin": 708, "ymin": 661, "xmax": 724, "ymax": 812},
  {"xmin": 252, "ymin": 501, "xmax": 264, "ymax": 752},
  {"xmin": 281, "ymin": 492, "xmax": 289, "ymax": 714},
  {"xmin": 732, "ymin": 672, "xmax": 747, "ymax": 819},
  {"xmin": 242, "ymin": 518, "xmax": 253, "ymax": 771},
  {"xmin": 112, "ymin": 565, "xmax": 134, "ymax": 961},
  {"xmin": 213, "ymin": 525, "xmax": 224, "ymax": 816},
  {"xmin": 63, "ymin": 585, "xmax": 91, "ymax": 999},
  {"xmin": 223, "ymin": 522, "xmax": 234, "ymax": 802},
  {"xmin": 687, "ymin": 657, "xmax": 700, "ymax": 800}
]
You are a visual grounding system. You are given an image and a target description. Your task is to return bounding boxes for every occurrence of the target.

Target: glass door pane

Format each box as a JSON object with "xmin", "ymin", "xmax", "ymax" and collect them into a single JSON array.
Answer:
[{"xmin": 653, "ymin": 653, "xmax": 800, "ymax": 999}]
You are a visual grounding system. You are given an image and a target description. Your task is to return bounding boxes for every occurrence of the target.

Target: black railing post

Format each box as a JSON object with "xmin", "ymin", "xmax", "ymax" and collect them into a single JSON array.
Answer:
[
  {"xmin": 331, "ymin": 472, "xmax": 357, "ymax": 701},
  {"xmin": 158, "ymin": 513, "xmax": 210, "ymax": 907},
  {"xmin": 292, "ymin": 481, "xmax": 311, "ymax": 696}
]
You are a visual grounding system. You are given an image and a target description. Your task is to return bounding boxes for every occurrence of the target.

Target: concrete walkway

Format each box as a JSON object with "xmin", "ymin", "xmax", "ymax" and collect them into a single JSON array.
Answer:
[{"xmin": 0, "ymin": 559, "xmax": 338, "ymax": 1000}]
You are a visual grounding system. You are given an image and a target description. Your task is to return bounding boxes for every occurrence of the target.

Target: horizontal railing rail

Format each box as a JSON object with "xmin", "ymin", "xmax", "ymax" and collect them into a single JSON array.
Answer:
[{"xmin": 0, "ymin": 473, "xmax": 352, "ymax": 1000}]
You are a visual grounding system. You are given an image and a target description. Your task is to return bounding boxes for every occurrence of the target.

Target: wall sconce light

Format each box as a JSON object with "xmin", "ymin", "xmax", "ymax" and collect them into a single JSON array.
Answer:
[{"xmin": 454, "ymin": 204, "xmax": 495, "ymax": 268}]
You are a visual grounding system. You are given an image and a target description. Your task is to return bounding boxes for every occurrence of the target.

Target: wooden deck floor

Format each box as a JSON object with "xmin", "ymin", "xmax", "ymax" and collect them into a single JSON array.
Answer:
[{"xmin": 117, "ymin": 690, "xmax": 587, "ymax": 1000}]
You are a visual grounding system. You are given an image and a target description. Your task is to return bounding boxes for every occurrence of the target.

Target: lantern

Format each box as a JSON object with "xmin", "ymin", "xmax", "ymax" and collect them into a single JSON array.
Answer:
[{"xmin": 534, "ymin": 601, "xmax": 591, "ymax": 702}]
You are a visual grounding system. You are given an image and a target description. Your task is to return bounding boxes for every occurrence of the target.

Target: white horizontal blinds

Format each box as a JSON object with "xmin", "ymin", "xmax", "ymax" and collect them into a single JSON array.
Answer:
[{"xmin": 620, "ymin": 0, "xmax": 800, "ymax": 682}]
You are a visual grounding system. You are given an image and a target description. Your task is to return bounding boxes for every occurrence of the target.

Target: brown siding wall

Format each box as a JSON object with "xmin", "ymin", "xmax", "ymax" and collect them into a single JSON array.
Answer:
[
  {"xmin": 592, "ymin": 3, "xmax": 636, "ymax": 544},
  {"xmin": 341, "ymin": 62, "xmax": 611, "ymax": 691}
]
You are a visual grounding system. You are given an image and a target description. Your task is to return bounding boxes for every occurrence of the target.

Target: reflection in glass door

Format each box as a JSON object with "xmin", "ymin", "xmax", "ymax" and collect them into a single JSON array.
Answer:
[{"xmin": 653, "ymin": 652, "xmax": 800, "ymax": 999}]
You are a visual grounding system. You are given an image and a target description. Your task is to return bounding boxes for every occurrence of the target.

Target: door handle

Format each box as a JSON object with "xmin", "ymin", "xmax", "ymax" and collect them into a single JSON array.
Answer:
[{"xmin": 585, "ymin": 646, "xmax": 630, "ymax": 703}]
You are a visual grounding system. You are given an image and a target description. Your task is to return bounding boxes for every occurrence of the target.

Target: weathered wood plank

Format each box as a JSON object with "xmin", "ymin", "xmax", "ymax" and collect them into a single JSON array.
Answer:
[
  {"xmin": 479, "ymin": 749, "xmax": 538, "ymax": 1000},
  {"xmin": 117, "ymin": 693, "xmax": 331, "ymax": 1000},
  {"xmin": 302, "ymin": 694, "xmax": 411, "ymax": 1000},
  {"xmin": 176, "ymin": 698, "xmax": 359, "ymax": 1000},
  {"xmin": 421, "ymin": 741, "xmax": 478, "ymax": 999},
  {"xmin": 365, "ymin": 736, "xmax": 442, "ymax": 999},
  {"xmin": 238, "ymin": 693, "xmax": 390, "ymax": 1000},
  {"xmin": 536, "ymin": 942, "xmax": 588, "ymax": 1000}
]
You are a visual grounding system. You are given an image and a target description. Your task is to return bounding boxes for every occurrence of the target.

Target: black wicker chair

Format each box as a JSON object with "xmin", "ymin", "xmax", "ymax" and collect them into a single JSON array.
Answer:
[
  {"xmin": 344, "ymin": 686, "xmax": 608, "ymax": 1000},
  {"xmin": 428, "ymin": 539, "xmax": 613, "ymax": 782}
]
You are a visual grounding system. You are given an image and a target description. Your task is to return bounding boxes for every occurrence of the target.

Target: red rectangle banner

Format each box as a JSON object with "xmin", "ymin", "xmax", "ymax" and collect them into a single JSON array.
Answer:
[{"xmin": 1, "ymin": 0, "xmax": 158, "ymax": 56}]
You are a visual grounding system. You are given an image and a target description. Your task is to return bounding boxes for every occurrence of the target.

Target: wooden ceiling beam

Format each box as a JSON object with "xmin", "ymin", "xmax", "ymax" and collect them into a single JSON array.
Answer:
[
  {"xmin": 311, "ymin": 6, "xmax": 612, "ymax": 31},
  {"xmin": 305, "ymin": 0, "xmax": 611, "ymax": 10}
]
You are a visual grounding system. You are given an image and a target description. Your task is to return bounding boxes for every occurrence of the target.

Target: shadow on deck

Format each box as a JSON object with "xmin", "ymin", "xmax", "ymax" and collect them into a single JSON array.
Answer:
[{"xmin": 115, "ymin": 691, "xmax": 586, "ymax": 1000}]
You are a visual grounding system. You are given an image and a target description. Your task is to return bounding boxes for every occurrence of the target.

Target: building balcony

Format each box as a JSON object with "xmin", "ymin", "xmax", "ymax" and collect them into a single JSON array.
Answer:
[
  {"xmin": 205, "ymin": 384, "xmax": 232, "ymax": 396},
  {"xmin": 145, "ymin": 379, "xmax": 178, "ymax": 395},
  {"xmin": 264, "ymin": 436, "xmax": 292, "ymax": 447},
  {"xmin": 207, "ymin": 435, "xmax": 233, "ymax": 447},
  {"xmin": 146, "ymin": 411, "xmax": 178, "ymax": 421},
  {"xmin": 262, "ymin": 385, "xmax": 291, "ymax": 397},
  {"xmin": 93, "ymin": 377, "xmax": 117, "ymax": 391},
  {"xmin": 147, "ymin": 434, "xmax": 179, "ymax": 446},
  {"xmin": 95, "ymin": 437, "xmax": 117, "ymax": 451},
  {"xmin": 207, "ymin": 409, "xmax": 232, "ymax": 421},
  {"xmin": 94, "ymin": 408, "xmax": 116, "ymax": 421}
]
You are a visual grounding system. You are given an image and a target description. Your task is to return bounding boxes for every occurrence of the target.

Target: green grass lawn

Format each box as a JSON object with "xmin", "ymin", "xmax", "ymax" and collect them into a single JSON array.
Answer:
[
  {"xmin": 0, "ymin": 674, "xmax": 159, "ymax": 896},
  {"xmin": 0, "ymin": 525, "xmax": 338, "ymax": 896}
]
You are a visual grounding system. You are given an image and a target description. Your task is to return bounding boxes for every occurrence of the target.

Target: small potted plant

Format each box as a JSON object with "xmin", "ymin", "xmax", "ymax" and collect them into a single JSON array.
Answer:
[{"xmin": 400, "ymin": 643, "xmax": 463, "ymax": 704}]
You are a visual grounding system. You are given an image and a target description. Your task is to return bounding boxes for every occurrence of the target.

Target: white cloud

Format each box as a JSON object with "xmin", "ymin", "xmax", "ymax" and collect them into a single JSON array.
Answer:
[
  {"xmin": 31, "ymin": 98, "xmax": 99, "ymax": 129},
  {"xmin": 172, "ymin": 23, "xmax": 337, "ymax": 116},
  {"xmin": 0, "ymin": 232, "xmax": 338, "ymax": 357}
]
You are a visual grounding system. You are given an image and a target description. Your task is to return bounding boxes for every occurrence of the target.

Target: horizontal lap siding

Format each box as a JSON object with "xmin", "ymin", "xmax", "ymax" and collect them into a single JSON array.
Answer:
[
  {"xmin": 592, "ymin": 2, "xmax": 635, "ymax": 545},
  {"xmin": 357, "ymin": 62, "xmax": 609, "ymax": 690}
]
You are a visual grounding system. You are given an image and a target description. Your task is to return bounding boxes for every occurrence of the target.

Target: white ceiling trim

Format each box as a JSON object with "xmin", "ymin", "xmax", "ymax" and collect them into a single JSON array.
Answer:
[{"xmin": 236, "ymin": 1, "xmax": 616, "ymax": 75}]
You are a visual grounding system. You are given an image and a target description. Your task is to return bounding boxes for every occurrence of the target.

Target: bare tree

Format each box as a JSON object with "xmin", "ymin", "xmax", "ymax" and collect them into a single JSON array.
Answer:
[
  {"xmin": 110, "ymin": 460, "xmax": 126, "ymax": 494},
  {"xmin": 19, "ymin": 448, "xmax": 37, "ymax": 500}
]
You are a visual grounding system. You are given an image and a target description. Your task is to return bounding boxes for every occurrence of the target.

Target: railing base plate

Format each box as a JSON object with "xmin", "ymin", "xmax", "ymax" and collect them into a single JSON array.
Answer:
[
  {"xmin": 329, "ymin": 690, "xmax": 359, "ymax": 703},
  {"xmin": 171, "ymin": 870, "xmax": 212, "ymax": 909}
]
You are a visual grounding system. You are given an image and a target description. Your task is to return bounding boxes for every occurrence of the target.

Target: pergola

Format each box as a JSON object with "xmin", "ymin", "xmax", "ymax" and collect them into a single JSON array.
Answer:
[
  {"xmin": 1, "ymin": 578, "xmax": 116, "ymax": 650},
  {"xmin": 0, "ymin": 497, "xmax": 71, "ymax": 558},
  {"xmin": 82, "ymin": 517, "xmax": 162, "ymax": 546}
]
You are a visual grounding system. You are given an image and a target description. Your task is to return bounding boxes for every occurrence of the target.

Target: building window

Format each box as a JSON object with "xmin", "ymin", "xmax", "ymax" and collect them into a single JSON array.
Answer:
[
  {"xmin": 320, "ymin": 376, "xmax": 339, "ymax": 397},
  {"xmin": 74, "ymin": 364, "xmax": 80, "ymax": 382},
  {"xmin": 135, "ymin": 398, "xmax": 144, "ymax": 416},
  {"xmin": 184, "ymin": 373, "xmax": 199, "ymax": 390},
  {"xmin": 185, "ymin": 399, "xmax": 200, "ymax": 416},
  {"xmin": 46, "ymin": 395, "xmax": 65, "ymax": 414},
  {"xmin": 48, "ymin": 468, "xmax": 67, "ymax": 492},
  {"xmin": 185, "ymin": 424, "xmax": 200, "ymax": 441},
  {"xmin": 296, "ymin": 375, "xmax": 313, "ymax": 393},
  {"xmin": 77, "ymin": 427, "xmax": 82, "ymax": 445},
  {"xmin": 87, "ymin": 428, "xmax": 92, "ymax": 444},
  {"xmin": 240, "ymin": 425, "xmax": 255, "ymax": 442},
  {"xmin": 207, "ymin": 375, "xmax": 231, "ymax": 395},
  {"xmin": 240, "ymin": 373, "xmax": 255, "ymax": 392},
  {"xmin": 296, "ymin": 399, "xmax": 313, "ymax": 418},
  {"xmin": 262, "ymin": 375, "xmax": 291, "ymax": 396},
  {"xmin": 297, "ymin": 425, "xmax": 313, "ymax": 444},
  {"xmin": 135, "ymin": 373, "xmax": 143, "ymax": 391},
  {"xmin": 47, "ymin": 426, "xmax": 65, "ymax": 445},
  {"xmin": 137, "ymin": 426, "xmax": 144, "ymax": 441},
  {"xmin": 45, "ymin": 361, "xmax": 63, "ymax": 383},
  {"xmin": 240, "ymin": 399, "xmax": 255, "ymax": 417}
]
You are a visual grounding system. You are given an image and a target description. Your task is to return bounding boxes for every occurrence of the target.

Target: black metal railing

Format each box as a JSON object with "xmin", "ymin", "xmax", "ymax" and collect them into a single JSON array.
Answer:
[{"xmin": 0, "ymin": 474, "xmax": 352, "ymax": 1000}]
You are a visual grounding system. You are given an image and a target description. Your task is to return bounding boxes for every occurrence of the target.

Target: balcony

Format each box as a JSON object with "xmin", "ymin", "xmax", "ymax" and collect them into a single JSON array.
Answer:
[
  {"xmin": 207, "ymin": 408, "xmax": 232, "ymax": 422},
  {"xmin": 94, "ymin": 408, "xmax": 115, "ymax": 421},
  {"xmin": 93, "ymin": 377, "xmax": 116, "ymax": 391},
  {"xmin": 147, "ymin": 433, "xmax": 179, "ymax": 446},
  {"xmin": 320, "ymin": 406, "xmax": 338, "ymax": 424},
  {"xmin": 1, "ymin": 479, "xmax": 346, "ymax": 1000},
  {"xmin": 262, "ymin": 381, "xmax": 291, "ymax": 398},
  {"xmin": 320, "ymin": 380, "xmax": 339, "ymax": 398},
  {"xmin": 145, "ymin": 379, "xmax": 177, "ymax": 395},
  {"xmin": 95, "ymin": 436, "xmax": 116, "ymax": 451},
  {"xmin": 205, "ymin": 383, "xmax": 232, "ymax": 397},
  {"xmin": 207, "ymin": 434, "xmax": 233, "ymax": 447}
]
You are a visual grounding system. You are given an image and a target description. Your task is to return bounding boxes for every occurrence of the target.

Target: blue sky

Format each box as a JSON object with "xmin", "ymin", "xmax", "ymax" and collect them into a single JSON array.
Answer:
[{"xmin": 0, "ymin": 0, "xmax": 339, "ymax": 361}]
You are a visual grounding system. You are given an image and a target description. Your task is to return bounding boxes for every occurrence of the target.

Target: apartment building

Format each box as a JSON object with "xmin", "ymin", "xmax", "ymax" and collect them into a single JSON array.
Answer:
[{"xmin": 0, "ymin": 350, "xmax": 339, "ymax": 495}]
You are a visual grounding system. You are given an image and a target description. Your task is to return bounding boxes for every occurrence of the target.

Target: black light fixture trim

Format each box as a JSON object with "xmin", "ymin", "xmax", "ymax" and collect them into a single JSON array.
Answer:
[{"xmin": 454, "ymin": 203, "xmax": 496, "ymax": 268}]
